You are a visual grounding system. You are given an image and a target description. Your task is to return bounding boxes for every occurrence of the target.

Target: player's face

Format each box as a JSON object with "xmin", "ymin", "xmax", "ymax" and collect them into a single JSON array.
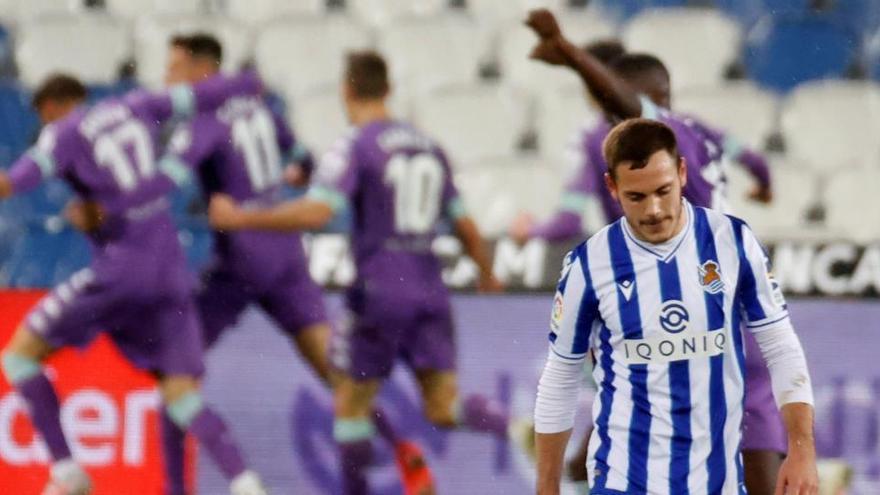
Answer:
[
  {"xmin": 626, "ymin": 69, "xmax": 672, "ymax": 109},
  {"xmin": 165, "ymin": 46, "xmax": 192, "ymax": 85},
  {"xmin": 606, "ymin": 149, "xmax": 687, "ymax": 243},
  {"xmin": 37, "ymin": 100, "xmax": 78, "ymax": 125}
]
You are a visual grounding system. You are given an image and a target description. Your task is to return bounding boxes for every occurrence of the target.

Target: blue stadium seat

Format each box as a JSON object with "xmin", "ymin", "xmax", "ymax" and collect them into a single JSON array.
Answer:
[
  {"xmin": 595, "ymin": 0, "xmax": 688, "ymax": 23},
  {"xmin": 6, "ymin": 223, "xmax": 69, "ymax": 288},
  {"xmin": 0, "ymin": 82, "xmax": 39, "ymax": 169},
  {"xmin": 827, "ymin": 0, "xmax": 880, "ymax": 36},
  {"xmin": 744, "ymin": 14, "xmax": 859, "ymax": 92},
  {"xmin": 714, "ymin": 0, "xmax": 773, "ymax": 26}
]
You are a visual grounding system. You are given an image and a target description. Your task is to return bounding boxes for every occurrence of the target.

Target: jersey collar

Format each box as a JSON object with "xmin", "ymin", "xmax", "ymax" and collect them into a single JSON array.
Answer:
[{"xmin": 621, "ymin": 199, "xmax": 693, "ymax": 263}]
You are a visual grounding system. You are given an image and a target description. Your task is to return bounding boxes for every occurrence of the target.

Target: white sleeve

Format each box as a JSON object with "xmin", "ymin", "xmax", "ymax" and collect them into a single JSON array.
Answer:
[
  {"xmin": 548, "ymin": 249, "xmax": 600, "ymax": 361},
  {"xmin": 751, "ymin": 323, "xmax": 814, "ymax": 408},
  {"xmin": 534, "ymin": 350, "xmax": 584, "ymax": 434}
]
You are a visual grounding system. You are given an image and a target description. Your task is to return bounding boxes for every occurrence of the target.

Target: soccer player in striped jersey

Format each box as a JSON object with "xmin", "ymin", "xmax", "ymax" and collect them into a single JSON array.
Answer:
[
  {"xmin": 522, "ymin": 16, "xmax": 785, "ymax": 494},
  {"xmin": 0, "ymin": 73, "xmax": 269, "ymax": 495},
  {"xmin": 533, "ymin": 118, "xmax": 818, "ymax": 494},
  {"xmin": 208, "ymin": 50, "xmax": 509, "ymax": 495}
]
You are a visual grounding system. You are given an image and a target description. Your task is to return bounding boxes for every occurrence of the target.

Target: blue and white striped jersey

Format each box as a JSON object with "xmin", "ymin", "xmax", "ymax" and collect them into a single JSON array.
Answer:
[{"xmin": 549, "ymin": 200, "xmax": 789, "ymax": 495}]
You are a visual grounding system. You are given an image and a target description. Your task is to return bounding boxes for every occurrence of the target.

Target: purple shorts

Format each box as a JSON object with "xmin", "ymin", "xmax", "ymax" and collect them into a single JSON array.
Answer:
[
  {"xmin": 196, "ymin": 259, "xmax": 328, "ymax": 349},
  {"xmin": 25, "ymin": 264, "xmax": 205, "ymax": 378},
  {"xmin": 741, "ymin": 330, "xmax": 787, "ymax": 453},
  {"xmin": 331, "ymin": 283, "xmax": 456, "ymax": 380}
]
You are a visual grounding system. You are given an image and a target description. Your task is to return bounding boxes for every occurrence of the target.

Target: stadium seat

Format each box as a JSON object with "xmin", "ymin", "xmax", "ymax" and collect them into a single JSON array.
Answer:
[
  {"xmin": 349, "ymin": 0, "xmax": 448, "ymax": 28},
  {"xmin": 288, "ymin": 86, "xmax": 350, "ymax": 159},
  {"xmin": 254, "ymin": 15, "xmax": 371, "ymax": 97},
  {"xmin": 412, "ymin": 83, "xmax": 530, "ymax": 166},
  {"xmin": 0, "ymin": 0, "xmax": 82, "ymax": 23},
  {"xmin": 16, "ymin": 14, "xmax": 131, "ymax": 88},
  {"xmin": 105, "ymin": 0, "xmax": 203, "ymax": 20},
  {"xmin": 535, "ymin": 82, "xmax": 601, "ymax": 166},
  {"xmin": 465, "ymin": 0, "xmax": 565, "ymax": 25},
  {"xmin": 496, "ymin": 8, "xmax": 615, "ymax": 94},
  {"xmin": 744, "ymin": 14, "xmax": 859, "ymax": 93},
  {"xmin": 0, "ymin": 81, "xmax": 39, "ymax": 169},
  {"xmin": 825, "ymin": 168, "xmax": 880, "ymax": 242},
  {"xmin": 454, "ymin": 154, "xmax": 562, "ymax": 237},
  {"xmin": 134, "ymin": 15, "xmax": 249, "ymax": 89},
  {"xmin": 726, "ymin": 160, "xmax": 817, "ymax": 239},
  {"xmin": 5, "ymin": 222, "xmax": 71, "ymax": 288},
  {"xmin": 594, "ymin": 0, "xmax": 688, "ymax": 23},
  {"xmin": 622, "ymin": 8, "xmax": 741, "ymax": 91},
  {"xmin": 377, "ymin": 14, "xmax": 489, "ymax": 94},
  {"xmin": 675, "ymin": 82, "xmax": 779, "ymax": 152},
  {"xmin": 779, "ymin": 80, "xmax": 880, "ymax": 174},
  {"xmin": 226, "ymin": 0, "xmax": 325, "ymax": 25},
  {"xmin": 714, "ymin": 0, "xmax": 766, "ymax": 27}
]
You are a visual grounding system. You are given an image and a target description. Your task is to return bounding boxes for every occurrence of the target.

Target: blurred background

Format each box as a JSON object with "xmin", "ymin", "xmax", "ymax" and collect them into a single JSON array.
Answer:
[{"xmin": 0, "ymin": 1, "xmax": 876, "ymax": 494}]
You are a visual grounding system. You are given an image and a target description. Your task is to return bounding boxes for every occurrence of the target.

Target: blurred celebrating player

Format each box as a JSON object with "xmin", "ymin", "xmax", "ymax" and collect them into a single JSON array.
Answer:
[
  {"xmin": 532, "ymin": 117, "xmax": 819, "ymax": 494},
  {"xmin": 0, "ymin": 74, "xmax": 270, "ymax": 495},
  {"xmin": 160, "ymin": 33, "xmax": 427, "ymax": 495},
  {"xmin": 521, "ymin": 13, "xmax": 786, "ymax": 494},
  {"xmin": 209, "ymin": 51, "xmax": 509, "ymax": 495}
]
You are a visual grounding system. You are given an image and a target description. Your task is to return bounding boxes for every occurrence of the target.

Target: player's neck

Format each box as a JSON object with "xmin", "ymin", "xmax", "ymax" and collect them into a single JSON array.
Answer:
[{"xmin": 349, "ymin": 101, "xmax": 390, "ymax": 127}]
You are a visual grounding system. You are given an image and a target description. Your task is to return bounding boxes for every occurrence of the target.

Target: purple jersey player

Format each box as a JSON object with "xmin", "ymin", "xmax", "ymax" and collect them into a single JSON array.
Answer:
[
  {"xmin": 208, "ymin": 51, "xmax": 510, "ymax": 495},
  {"xmin": 523, "ymin": 15, "xmax": 787, "ymax": 495},
  {"xmin": 0, "ymin": 74, "xmax": 270, "ymax": 495}
]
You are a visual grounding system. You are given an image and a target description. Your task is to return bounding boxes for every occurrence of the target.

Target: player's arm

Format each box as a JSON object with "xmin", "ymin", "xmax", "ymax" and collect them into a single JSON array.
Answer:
[
  {"xmin": 208, "ymin": 193, "xmax": 335, "ymax": 232},
  {"xmin": 716, "ymin": 130, "xmax": 773, "ymax": 203},
  {"xmin": 535, "ymin": 248, "xmax": 598, "ymax": 494},
  {"xmin": 453, "ymin": 215, "xmax": 502, "ymax": 292},
  {"xmin": 0, "ymin": 125, "xmax": 66, "ymax": 199},
  {"xmin": 734, "ymin": 219, "xmax": 818, "ymax": 494},
  {"xmin": 127, "ymin": 71, "xmax": 263, "ymax": 124},
  {"xmin": 270, "ymin": 109, "xmax": 315, "ymax": 187},
  {"xmin": 525, "ymin": 9, "xmax": 642, "ymax": 119}
]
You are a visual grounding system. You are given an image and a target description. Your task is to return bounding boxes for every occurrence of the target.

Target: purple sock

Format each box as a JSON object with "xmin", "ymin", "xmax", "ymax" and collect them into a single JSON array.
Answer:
[
  {"xmin": 372, "ymin": 408, "xmax": 400, "ymax": 445},
  {"xmin": 339, "ymin": 439, "xmax": 372, "ymax": 495},
  {"xmin": 187, "ymin": 407, "xmax": 247, "ymax": 480},
  {"xmin": 160, "ymin": 409, "xmax": 187, "ymax": 495},
  {"xmin": 17, "ymin": 373, "xmax": 71, "ymax": 461},
  {"xmin": 460, "ymin": 394, "xmax": 508, "ymax": 436}
]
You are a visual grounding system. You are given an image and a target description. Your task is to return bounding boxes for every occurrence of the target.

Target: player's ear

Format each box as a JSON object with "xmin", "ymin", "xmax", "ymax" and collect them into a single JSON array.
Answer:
[
  {"xmin": 604, "ymin": 171, "xmax": 618, "ymax": 200},
  {"xmin": 677, "ymin": 156, "xmax": 687, "ymax": 188}
]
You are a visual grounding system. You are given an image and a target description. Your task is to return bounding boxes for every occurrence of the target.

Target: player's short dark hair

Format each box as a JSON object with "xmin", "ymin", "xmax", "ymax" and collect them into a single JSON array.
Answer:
[
  {"xmin": 583, "ymin": 39, "xmax": 626, "ymax": 65},
  {"xmin": 603, "ymin": 118, "xmax": 679, "ymax": 180},
  {"xmin": 345, "ymin": 50, "xmax": 390, "ymax": 100},
  {"xmin": 32, "ymin": 73, "xmax": 87, "ymax": 108},
  {"xmin": 609, "ymin": 53, "xmax": 669, "ymax": 82},
  {"xmin": 171, "ymin": 33, "xmax": 223, "ymax": 65}
]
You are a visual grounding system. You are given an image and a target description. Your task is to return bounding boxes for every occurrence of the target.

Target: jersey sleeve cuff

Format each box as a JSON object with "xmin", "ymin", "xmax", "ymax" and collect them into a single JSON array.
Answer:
[{"xmin": 745, "ymin": 311, "xmax": 791, "ymax": 333}]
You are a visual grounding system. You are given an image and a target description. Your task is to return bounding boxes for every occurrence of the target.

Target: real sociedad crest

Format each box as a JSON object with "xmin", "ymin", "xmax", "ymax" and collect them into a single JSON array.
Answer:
[{"xmin": 699, "ymin": 260, "xmax": 725, "ymax": 294}]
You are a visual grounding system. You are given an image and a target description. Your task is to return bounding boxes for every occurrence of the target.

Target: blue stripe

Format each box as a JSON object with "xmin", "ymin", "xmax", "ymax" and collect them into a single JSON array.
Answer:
[
  {"xmin": 593, "ymin": 323, "xmax": 616, "ymax": 490},
  {"xmin": 572, "ymin": 244, "xmax": 599, "ymax": 355},
  {"xmin": 608, "ymin": 223, "xmax": 649, "ymax": 494},
  {"xmin": 694, "ymin": 208, "xmax": 728, "ymax": 493},
  {"xmin": 728, "ymin": 216, "xmax": 766, "ymax": 321},
  {"xmin": 658, "ymin": 259, "xmax": 691, "ymax": 495}
]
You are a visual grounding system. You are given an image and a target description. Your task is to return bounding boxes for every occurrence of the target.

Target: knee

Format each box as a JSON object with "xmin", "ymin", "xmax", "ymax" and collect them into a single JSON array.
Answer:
[{"xmin": 1, "ymin": 351, "xmax": 42, "ymax": 385}]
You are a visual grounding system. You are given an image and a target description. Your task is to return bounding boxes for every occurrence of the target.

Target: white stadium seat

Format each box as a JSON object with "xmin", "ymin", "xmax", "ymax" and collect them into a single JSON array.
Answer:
[
  {"xmin": 780, "ymin": 80, "xmax": 880, "ymax": 174},
  {"xmin": 349, "ymin": 0, "xmax": 448, "ymax": 28},
  {"xmin": 412, "ymin": 84, "xmax": 529, "ymax": 166},
  {"xmin": 455, "ymin": 154, "xmax": 563, "ymax": 237},
  {"xmin": 622, "ymin": 8, "xmax": 740, "ymax": 91},
  {"xmin": 0, "ymin": 0, "xmax": 81, "ymax": 23},
  {"xmin": 536, "ymin": 82, "xmax": 601, "ymax": 164},
  {"xmin": 134, "ymin": 15, "xmax": 249, "ymax": 89},
  {"xmin": 497, "ymin": 8, "xmax": 615, "ymax": 93},
  {"xmin": 105, "ymin": 0, "xmax": 202, "ymax": 20},
  {"xmin": 726, "ymin": 160, "xmax": 817, "ymax": 239},
  {"xmin": 675, "ymin": 82, "xmax": 779, "ymax": 152},
  {"xmin": 16, "ymin": 15, "xmax": 130, "ymax": 87},
  {"xmin": 255, "ymin": 16, "xmax": 371, "ymax": 97},
  {"xmin": 289, "ymin": 86, "xmax": 350, "ymax": 159},
  {"xmin": 378, "ymin": 14, "xmax": 489, "ymax": 94},
  {"xmin": 466, "ymin": 0, "xmax": 565, "ymax": 25},
  {"xmin": 226, "ymin": 0, "xmax": 325, "ymax": 26},
  {"xmin": 824, "ymin": 168, "xmax": 880, "ymax": 242}
]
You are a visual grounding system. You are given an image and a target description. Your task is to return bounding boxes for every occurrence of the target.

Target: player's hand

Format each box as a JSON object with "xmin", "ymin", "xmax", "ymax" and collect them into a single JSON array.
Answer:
[
  {"xmin": 283, "ymin": 164, "xmax": 309, "ymax": 188},
  {"xmin": 509, "ymin": 212, "xmax": 535, "ymax": 245},
  {"xmin": 775, "ymin": 445, "xmax": 819, "ymax": 495},
  {"xmin": 65, "ymin": 200, "xmax": 105, "ymax": 232},
  {"xmin": 208, "ymin": 193, "xmax": 244, "ymax": 231},
  {"xmin": 748, "ymin": 184, "xmax": 773, "ymax": 204},
  {"xmin": 525, "ymin": 9, "xmax": 562, "ymax": 40}
]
